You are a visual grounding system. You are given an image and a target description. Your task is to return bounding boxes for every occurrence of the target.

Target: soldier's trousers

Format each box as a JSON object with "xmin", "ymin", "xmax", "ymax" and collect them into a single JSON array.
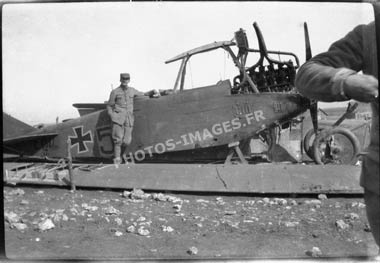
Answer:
[{"xmin": 112, "ymin": 123, "xmax": 133, "ymax": 158}]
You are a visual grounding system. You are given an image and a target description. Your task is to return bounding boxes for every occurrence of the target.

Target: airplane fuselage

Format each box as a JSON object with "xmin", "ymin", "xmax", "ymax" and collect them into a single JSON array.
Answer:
[{"xmin": 6, "ymin": 81, "xmax": 309, "ymax": 162}]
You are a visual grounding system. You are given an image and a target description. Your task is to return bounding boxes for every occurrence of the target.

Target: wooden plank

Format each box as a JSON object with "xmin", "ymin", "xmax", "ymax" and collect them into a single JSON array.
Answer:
[
  {"xmin": 4, "ymin": 162, "xmax": 363, "ymax": 194},
  {"xmin": 71, "ymin": 163, "xmax": 363, "ymax": 194}
]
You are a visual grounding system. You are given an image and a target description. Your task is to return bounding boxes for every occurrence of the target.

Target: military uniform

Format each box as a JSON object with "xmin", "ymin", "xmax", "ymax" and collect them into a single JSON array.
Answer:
[
  {"xmin": 107, "ymin": 73, "xmax": 144, "ymax": 161},
  {"xmin": 296, "ymin": 22, "xmax": 379, "ymax": 247}
]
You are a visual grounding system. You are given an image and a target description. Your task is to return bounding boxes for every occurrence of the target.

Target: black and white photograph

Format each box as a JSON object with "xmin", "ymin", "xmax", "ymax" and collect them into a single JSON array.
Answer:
[{"xmin": 2, "ymin": 1, "xmax": 379, "ymax": 261}]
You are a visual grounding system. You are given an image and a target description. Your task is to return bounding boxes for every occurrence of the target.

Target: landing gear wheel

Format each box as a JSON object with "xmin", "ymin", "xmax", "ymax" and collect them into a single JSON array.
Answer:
[
  {"xmin": 312, "ymin": 127, "xmax": 360, "ymax": 165},
  {"xmin": 303, "ymin": 128, "xmax": 323, "ymax": 159}
]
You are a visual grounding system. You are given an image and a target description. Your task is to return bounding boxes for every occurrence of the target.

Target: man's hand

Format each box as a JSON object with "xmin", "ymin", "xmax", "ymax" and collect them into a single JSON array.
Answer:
[{"xmin": 344, "ymin": 74, "xmax": 378, "ymax": 102}]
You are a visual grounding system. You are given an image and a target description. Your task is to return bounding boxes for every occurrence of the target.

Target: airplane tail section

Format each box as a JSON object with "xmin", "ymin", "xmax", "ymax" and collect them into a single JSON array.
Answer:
[{"xmin": 3, "ymin": 112, "xmax": 37, "ymax": 140}]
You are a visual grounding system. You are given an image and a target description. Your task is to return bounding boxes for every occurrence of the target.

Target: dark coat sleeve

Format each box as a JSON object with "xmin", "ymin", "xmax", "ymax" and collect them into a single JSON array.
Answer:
[{"xmin": 295, "ymin": 23, "xmax": 368, "ymax": 102}]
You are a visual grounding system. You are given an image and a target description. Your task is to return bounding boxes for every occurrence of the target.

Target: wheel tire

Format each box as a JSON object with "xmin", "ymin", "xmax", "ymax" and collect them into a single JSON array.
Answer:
[
  {"xmin": 312, "ymin": 127, "xmax": 360, "ymax": 165},
  {"xmin": 303, "ymin": 128, "xmax": 321, "ymax": 159}
]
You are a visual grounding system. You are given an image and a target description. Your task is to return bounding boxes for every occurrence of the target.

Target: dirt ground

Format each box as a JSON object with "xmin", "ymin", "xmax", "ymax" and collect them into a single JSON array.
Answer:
[{"xmin": 3, "ymin": 185, "xmax": 379, "ymax": 261}]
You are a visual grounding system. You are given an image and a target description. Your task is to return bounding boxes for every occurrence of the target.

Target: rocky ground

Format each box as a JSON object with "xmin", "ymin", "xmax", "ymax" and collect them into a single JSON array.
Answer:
[{"xmin": 3, "ymin": 186, "xmax": 379, "ymax": 261}]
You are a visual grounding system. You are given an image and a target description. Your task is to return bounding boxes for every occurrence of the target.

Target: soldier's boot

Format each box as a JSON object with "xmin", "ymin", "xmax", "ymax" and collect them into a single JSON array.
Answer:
[{"xmin": 113, "ymin": 145, "xmax": 122, "ymax": 168}]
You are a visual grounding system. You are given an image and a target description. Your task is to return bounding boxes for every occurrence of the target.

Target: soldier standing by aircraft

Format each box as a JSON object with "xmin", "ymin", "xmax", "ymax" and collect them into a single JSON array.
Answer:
[
  {"xmin": 296, "ymin": 21, "xmax": 379, "ymax": 250},
  {"xmin": 107, "ymin": 73, "xmax": 159, "ymax": 165}
]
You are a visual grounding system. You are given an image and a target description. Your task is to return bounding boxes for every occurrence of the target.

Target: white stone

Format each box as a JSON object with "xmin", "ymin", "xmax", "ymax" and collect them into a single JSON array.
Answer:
[
  {"xmin": 12, "ymin": 223, "xmax": 28, "ymax": 231},
  {"xmin": 274, "ymin": 198, "xmax": 287, "ymax": 205},
  {"xmin": 284, "ymin": 221, "xmax": 299, "ymax": 227},
  {"xmin": 115, "ymin": 218, "xmax": 123, "ymax": 226},
  {"xmin": 127, "ymin": 225, "xmax": 136, "ymax": 233},
  {"xmin": 162, "ymin": 225, "xmax": 174, "ymax": 232},
  {"xmin": 336, "ymin": 219, "xmax": 350, "ymax": 230},
  {"xmin": 115, "ymin": 231, "xmax": 123, "ymax": 237},
  {"xmin": 187, "ymin": 246, "xmax": 198, "ymax": 255},
  {"xmin": 173, "ymin": 204, "xmax": 182, "ymax": 210},
  {"xmin": 307, "ymin": 247, "xmax": 322, "ymax": 257},
  {"xmin": 62, "ymin": 214, "xmax": 69, "ymax": 221},
  {"xmin": 38, "ymin": 219, "xmax": 55, "ymax": 231},
  {"xmin": 137, "ymin": 227, "xmax": 150, "ymax": 236},
  {"xmin": 103, "ymin": 206, "xmax": 121, "ymax": 215},
  {"xmin": 344, "ymin": 213, "xmax": 359, "ymax": 220},
  {"xmin": 5, "ymin": 211, "xmax": 20, "ymax": 224},
  {"xmin": 122, "ymin": 190, "xmax": 131, "ymax": 198}
]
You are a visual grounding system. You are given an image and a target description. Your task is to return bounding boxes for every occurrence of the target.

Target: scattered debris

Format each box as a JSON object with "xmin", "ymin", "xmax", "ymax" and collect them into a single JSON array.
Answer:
[
  {"xmin": 130, "ymin": 189, "xmax": 151, "ymax": 200},
  {"xmin": 103, "ymin": 206, "xmax": 121, "ymax": 215},
  {"xmin": 224, "ymin": 211, "xmax": 237, "ymax": 215},
  {"xmin": 318, "ymin": 194, "xmax": 328, "ymax": 200},
  {"xmin": 8, "ymin": 188, "xmax": 25, "ymax": 196},
  {"xmin": 335, "ymin": 219, "xmax": 350, "ymax": 231},
  {"xmin": 245, "ymin": 200, "xmax": 255, "ymax": 205},
  {"xmin": 122, "ymin": 190, "xmax": 131, "ymax": 198},
  {"xmin": 20, "ymin": 200, "xmax": 29, "ymax": 205},
  {"xmin": 187, "ymin": 246, "xmax": 198, "ymax": 255},
  {"xmin": 12, "ymin": 223, "xmax": 28, "ymax": 231},
  {"xmin": 311, "ymin": 231, "xmax": 319, "ymax": 238},
  {"xmin": 306, "ymin": 247, "xmax": 322, "ymax": 257},
  {"xmin": 273, "ymin": 198, "xmax": 287, "ymax": 206},
  {"xmin": 151, "ymin": 193, "xmax": 167, "ymax": 202},
  {"xmin": 226, "ymin": 221, "xmax": 239, "ymax": 228},
  {"xmin": 137, "ymin": 227, "xmax": 150, "ymax": 236},
  {"xmin": 136, "ymin": 216, "xmax": 146, "ymax": 222},
  {"xmin": 305, "ymin": 200, "xmax": 322, "ymax": 206},
  {"xmin": 50, "ymin": 209, "xmax": 66, "ymax": 222},
  {"xmin": 216, "ymin": 197, "xmax": 225, "ymax": 205},
  {"xmin": 37, "ymin": 219, "xmax": 55, "ymax": 231},
  {"xmin": 115, "ymin": 231, "xmax": 123, "ymax": 237},
  {"xmin": 126, "ymin": 225, "xmax": 136, "ymax": 233},
  {"xmin": 358, "ymin": 202, "xmax": 366, "ymax": 209},
  {"xmin": 115, "ymin": 218, "xmax": 123, "ymax": 226},
  {"xmin": 344, "ymin": 213, "xmax": 359, "ymax": 221},
  {"xmin": 5, "ymin": 211, "xmax": 20, "ymax": 224},
  {"xmin": 284, "ymin": 221, "xmax": 299, "ymax": 228},
  {"xmin": 364, "ymin": 223, "xmax": 371, "ymax": 232},
  {"xmin": 162, "ymin": 225, "xmax": 174, "ymax": 232},
  {"xmin": 173, "ymin": 204, "xmax": 182, "ymax": 211},
  {"xmin": 62, "ymin": 214, "xmax": 69, "ymax": 221},
  {"xmin": 82, "ymin": 203, "xmax": 98, "ymax": 212}
]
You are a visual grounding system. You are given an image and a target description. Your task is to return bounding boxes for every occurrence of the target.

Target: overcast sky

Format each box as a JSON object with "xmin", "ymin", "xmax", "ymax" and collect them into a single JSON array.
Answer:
[{"xmin": 2, "ymin": 2, "xmax": 375, "ymax": 125}]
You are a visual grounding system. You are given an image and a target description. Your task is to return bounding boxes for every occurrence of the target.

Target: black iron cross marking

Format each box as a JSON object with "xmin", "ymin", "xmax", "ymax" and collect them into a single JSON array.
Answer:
[{"xmin": 69, "ymin": 126, "xmax": 93, "ymax": 153}]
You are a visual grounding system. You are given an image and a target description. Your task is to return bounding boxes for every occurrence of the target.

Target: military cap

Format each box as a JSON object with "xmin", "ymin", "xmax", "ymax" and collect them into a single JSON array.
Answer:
[{"xmin": 120, "ymin": 73, "xmax": 130, "ymax": 80}]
